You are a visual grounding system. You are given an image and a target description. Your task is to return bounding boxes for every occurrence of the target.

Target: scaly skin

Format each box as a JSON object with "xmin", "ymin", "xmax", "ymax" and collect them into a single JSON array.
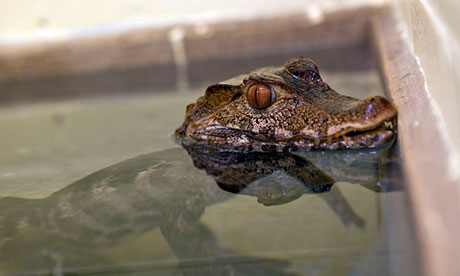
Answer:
[{"xmin": 176, "ymin": 57, "xmax": 397, "ymax": 152}]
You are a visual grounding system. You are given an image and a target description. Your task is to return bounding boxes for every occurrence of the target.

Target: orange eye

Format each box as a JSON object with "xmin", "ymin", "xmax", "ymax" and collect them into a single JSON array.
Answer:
[{"xmin": 247, "ymin": 84, "xmax": 276, "ymax": 109}]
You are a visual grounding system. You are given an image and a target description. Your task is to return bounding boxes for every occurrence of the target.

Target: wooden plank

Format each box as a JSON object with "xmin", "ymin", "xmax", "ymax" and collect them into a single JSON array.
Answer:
[
  {"xmin": 0, "ymin": 7, "xmax": 377, "ymax": 104},
  {"xmin": 0, "ymin": 8, "xmax": 373, "ymax": 82},
  {"xmin": 0, "ymin": 29, "xmax": 174, "ymax": 82},
  {"xmin": 371, "ymin": 6, "xmax": 460, "ymax": 276}
]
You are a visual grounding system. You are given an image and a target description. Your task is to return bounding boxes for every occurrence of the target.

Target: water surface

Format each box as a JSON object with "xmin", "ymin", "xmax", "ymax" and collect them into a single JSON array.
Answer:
[{"xmin": 0, "ymin": 71, "xmax": 418, "ymax": 275}]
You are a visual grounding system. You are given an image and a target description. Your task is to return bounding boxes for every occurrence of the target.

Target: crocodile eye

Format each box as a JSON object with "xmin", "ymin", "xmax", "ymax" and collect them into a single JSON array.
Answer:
[{"xmin": 247, "ymin": 84, "xmax": 276, "ymax": 109}]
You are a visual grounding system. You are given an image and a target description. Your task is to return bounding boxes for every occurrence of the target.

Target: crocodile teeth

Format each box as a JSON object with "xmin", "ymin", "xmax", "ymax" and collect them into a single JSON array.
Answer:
[{"xmin": 384, "ymin": 120, "xmax": 393, "ymax": 130}]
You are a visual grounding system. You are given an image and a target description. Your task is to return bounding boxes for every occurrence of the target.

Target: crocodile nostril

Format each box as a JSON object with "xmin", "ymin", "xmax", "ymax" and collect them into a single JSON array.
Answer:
[
  {"xmin": 361, "ymin": 96, "xmax": 397, "ymax": 122},
  {"xmin": 364, "ymin": 96, "xmax": 394, "ymax": 110},
  {"xmin": 362, "ymin": 97, "xmax": 381, "ymax": 120}
]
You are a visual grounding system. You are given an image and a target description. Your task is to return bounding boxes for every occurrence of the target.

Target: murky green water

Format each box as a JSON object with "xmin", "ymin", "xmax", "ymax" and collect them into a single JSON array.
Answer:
[{"xmin": 0, "ymin": 71, "xmax": 418, "ymax": 275}]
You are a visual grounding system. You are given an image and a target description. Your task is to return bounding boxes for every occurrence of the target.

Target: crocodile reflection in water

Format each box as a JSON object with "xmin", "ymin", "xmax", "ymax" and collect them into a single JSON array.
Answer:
[{"xmin": 0, "ymin": 144, "xmax": 396, "ymax": 274}]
